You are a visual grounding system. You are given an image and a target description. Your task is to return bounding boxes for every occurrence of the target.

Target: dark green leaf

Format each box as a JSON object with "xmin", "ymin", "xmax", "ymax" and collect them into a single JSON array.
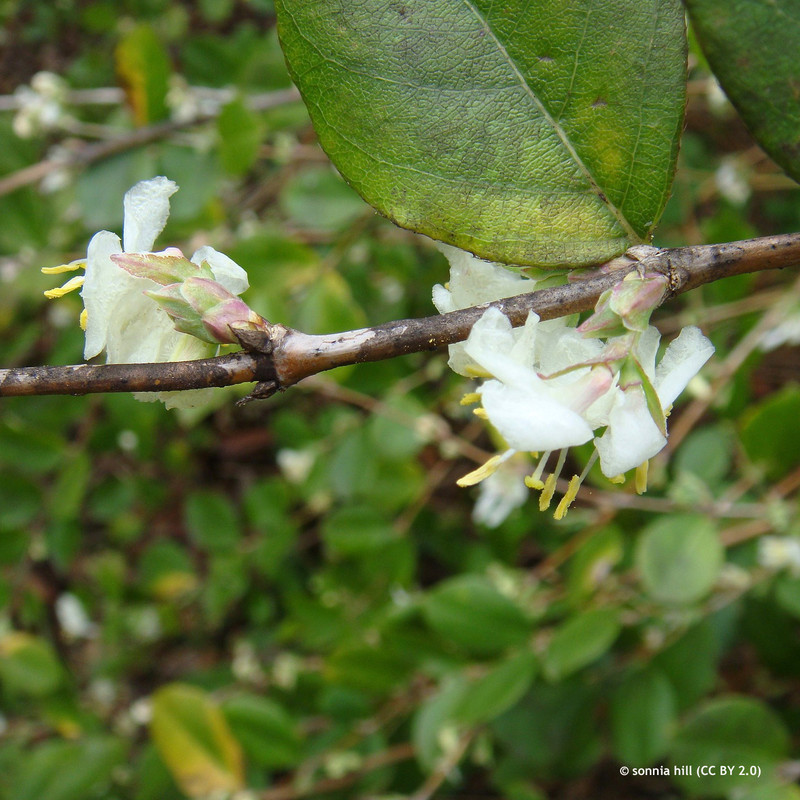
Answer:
[
  {"xmin": 686, "ymin": 0, "xmax": 800, "ymax": 182},
  {"xmin": 13, "ymin": 737, "xmax": 124, "ymax": 800},
  {"xmin": 0, "ymin": 632, "xmax": 62, "ymax": 697},
  {"xmin": 543, "ymin": 607, "xmax": 620, "ymax": 680},
  {"xmin": 455, "ymin": 650, "xmax": 538, "ymax": 725},
  {"xmin": 741, "ymin": 387, "xmax": 800, "ymax": 480},
  {"xmin": 670, "ymin": 696, "xmax": 790, "ymax": 795},
  {"xmin": 424, "ymin": 575, "xmax": 532, "ymax": 657},
  {"xmin": 276, "ymin": 0, "xmax": 686, "ymax": 267},
  {"xmin": 184, "ymin": 491, "xmax": 242, "ymax": 553},
  {"xmin": 610, "ymin": 668, "xmax": 676, "ymax": 766},
  {"xmin": 222, "ymin": 695, "xmax": 303, "ymax": 769}
]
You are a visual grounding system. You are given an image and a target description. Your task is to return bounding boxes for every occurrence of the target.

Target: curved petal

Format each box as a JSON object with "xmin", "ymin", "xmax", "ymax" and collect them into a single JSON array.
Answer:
[
  {"xmin": 191, "ymin": 246, "xmax": 249, "ymax": 295},
  {"xmin": 81, "ymin": 230, "xmax": 123, "ymax": 359},
  {"xmin": 122, "ymin": 177, "xmax": 178, "ymax": 253},
  {"xmin": 655, "ymin": 326, "xmax": 714, "ymax": 408},
  {"xmin": 595, "ymin": 388, "xmax": 667, "ymax": 477},
  {"xmin": 481, "ymin": 381, "xmax": 594, "ymax": 452}
]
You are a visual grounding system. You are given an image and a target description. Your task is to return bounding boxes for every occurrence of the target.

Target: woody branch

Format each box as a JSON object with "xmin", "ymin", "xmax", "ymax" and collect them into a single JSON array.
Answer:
[{"xmin": 1, "ymin": 232, "xmax": 799, "ymax": 400}]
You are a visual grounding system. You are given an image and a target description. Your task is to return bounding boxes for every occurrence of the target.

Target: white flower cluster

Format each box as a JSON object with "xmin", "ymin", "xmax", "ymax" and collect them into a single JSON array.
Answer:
[
  {"xmin": 12, "ymin": 72, "xmax": 71, "ymax": 138},
  {"xmin": 434, "ymin": 245, "xmax": 714, "ymax": 522}
]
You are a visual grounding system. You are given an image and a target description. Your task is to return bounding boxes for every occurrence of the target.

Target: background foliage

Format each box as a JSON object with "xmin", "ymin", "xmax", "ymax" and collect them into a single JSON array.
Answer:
[{"xmin": 1, "ymin": 2, "xmax": 800, "ymax": 799}]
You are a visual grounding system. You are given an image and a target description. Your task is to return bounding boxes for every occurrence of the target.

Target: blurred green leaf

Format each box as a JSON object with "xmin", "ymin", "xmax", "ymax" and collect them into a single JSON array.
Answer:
[
  {"xmin": 115, "ymin": 24, "xmax": 171, "ymax": 125},
  {"xmin": 741, "ymin": 387, "xmax": 800, "ymax": 480},
  {"xmin": 150, "ymin": 683, "xmax": 245, "ymax": 799},
  {"xmin": 670, "ymin": 696, "xmax": 790, "ymax": 795},
  {"xmin": 455, "ymin": 650, "xmax": 538, "ymax": 726},
  {"xmin": 322, "ymin": 506, "xmax": 398, "ymax": 558},
  {"xmin": 412, "ymin": 676, "xmax": 469, "ymax": 770},
  {"xmin": 543, "ymin": 608, "xmax": 620, "ymax": 681},
  {"xmin": 653, "ymin": 620, "xmax": 721, "ymax": 711},
  {"xmin": 13, "ymin": 737, "xmax": 124, "ymax": 800},
  {"xmin": 184, "ymin": 490, "xmax": 241, "ymax": 553},
  {"xmin": 49, "ymin": 452, "xmax": 90, "ymax": 522},
  {"xmin": 686, "ymin": 0, "xmax": 800, "ymax": 183},
  {"xmin": 424, "ymin": 575, "xmax": 531, "ymax": 658},
  {"xmin": 280, "ymin": 166, "xmax": 369, "ymax": 233},
  {"xmin": 276, "ymin": 0, "xmax": 686, "ymax": 267},
  {"xmin": 139, "ymin": 541, "xmax": 198, "ymax": 600},
  {"xmin": 636, "ymin": 515, "xmax": 723, "ymax": 605},
  {"xmin": 610, "ymin": 668, "xmax": 676, "ymax": 767},
  {"xmin": 567, "ymin": 525, "xmax": 623, "ymax": 602},
  {"xmin": 0, "ymin": 632, "xmax": 62, "ymax": 697},
  {"xmin": 217, "ymin": 97, "xmax": 265, "ymax": 176},
  {"xmin": 222, "ymin": 694, "xmax": 303, "ymax": 769}
]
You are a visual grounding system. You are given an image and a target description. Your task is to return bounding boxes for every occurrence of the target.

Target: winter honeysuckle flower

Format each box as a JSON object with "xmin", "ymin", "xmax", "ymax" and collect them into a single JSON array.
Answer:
[
  {"xmin": 42, "ymin": 176, "xmax": 256, "ymax": 409},
  {"xmin": 455, "ymin": 307, "xmax": 714, "ymax": 519}
]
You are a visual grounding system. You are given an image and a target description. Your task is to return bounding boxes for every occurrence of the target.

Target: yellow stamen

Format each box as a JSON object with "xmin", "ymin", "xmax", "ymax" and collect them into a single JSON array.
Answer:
[
  {"xmin": 635, "ymin": 460, "xmax": 649, "ymax": 495},
  {"xmin": 460, "ymin": 392, "xmax": 481, "ymax": 406},
  {"xmin": 43, "ymin": 275, "xmax": 85, "ymax": 298},
  {"xmin": 525, "ymin": 475, "xmax": 545, "ymax": 490},
  {"xmin": 457, "ymin": 454, "xmax": 506, "ymax": 487},
  {"xmin": 609, "ymin": 474, "xmax": 626, "ymax": 484},
  {"xmin": 525, "ymin": 450, "xmax": 551, "ymax": 490},
  {"xmin": 554, "ymin": 475, "xmax": 582, "ymax": 520},
  {"xmin": 472, "ymin": 407, "xmax": 488, "ymax": 420},
  {"xmin": 464, "ymin": 365, "xmax": 493, "ymax": 379},
  {"xmin": 41, "ymin": 260, "xmax": 85, "ymax": 274},
  {"xmin": 539, "ymin": 473, "xmax": 557, "ymax": 511},
  {"xmin": 79, "ymin": 308, "xmax": 88, "ymax": 331}
]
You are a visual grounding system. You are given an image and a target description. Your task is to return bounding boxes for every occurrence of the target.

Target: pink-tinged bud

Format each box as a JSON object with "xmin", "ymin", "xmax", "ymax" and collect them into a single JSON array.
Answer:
[
  {"xmin": 578, "ymin": 288, "xmax": 627, "ymax": 337},
  {"xmin": 111, "ymin": 250, "xmax": 213, "ymax": 285},
  {"xmin": 608, "ymin": 273, "xmax": 668, "ymax": 332},
  {"xmin": 570, "ymin": 366, "xmax": 614, "ymax": 414}
]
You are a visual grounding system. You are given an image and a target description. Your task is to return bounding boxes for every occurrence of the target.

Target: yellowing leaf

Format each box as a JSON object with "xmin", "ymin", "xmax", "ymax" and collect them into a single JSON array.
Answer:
[{"xmin": 150, "ymin": 683, "xmax": 244, "ymax": 798}]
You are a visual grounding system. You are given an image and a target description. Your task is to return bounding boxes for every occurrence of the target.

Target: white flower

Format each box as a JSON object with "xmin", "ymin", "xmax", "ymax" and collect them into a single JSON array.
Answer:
[
  {"xmin": 12, "ymin": 71, "xmax": 70, "ymax": 138},
  {"xmin": 44, "ymin": 176, "xmax": 250, "ymax": 409},
  {"xmin": 82, "ymin": 177, "xmax": 248, "ymax": 363},
  {"xmin": 758, "ymin": 536, "xmax": 800, "ymax": 576},
  {"xmin": 464, "ymin": 307, "xmax": 611, "ymax": 453},
  {"xmin": 595, "ymin": 326, "xmax": 715, "ymax": 477}
]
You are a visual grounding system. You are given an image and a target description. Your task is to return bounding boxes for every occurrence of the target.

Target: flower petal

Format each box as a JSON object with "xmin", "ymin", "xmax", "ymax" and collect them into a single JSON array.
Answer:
[
  {"xmin": 191, "ymin": 246, "xmax": 249, "ymax": 295},
  {"xmin": 81, "ymin": 230, "xmax": 123, "ymax": 359},
  {"xmin": 481, "ymin": 381, "xmax": 594, "ymax": 452},
  {"xmin": 655, "ymin": 326, "xmax": 714, "ymax": 408},
  {"xmin": 122, "ymin": 176, "xmax": 178, "ymax": 253},
  {"xmin": 595, "ymin": 388, "xmax": 667, "ymax": 477}
]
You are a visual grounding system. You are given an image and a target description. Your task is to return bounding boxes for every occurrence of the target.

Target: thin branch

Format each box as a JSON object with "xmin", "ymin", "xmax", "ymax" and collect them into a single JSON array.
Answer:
[
  {"xmin": 0, "ymin": 87, "xmax": 300, "ymax": 197},
  {"xmin": 2, "ymin": 232, "xmax": 800, "ymax": 399}
]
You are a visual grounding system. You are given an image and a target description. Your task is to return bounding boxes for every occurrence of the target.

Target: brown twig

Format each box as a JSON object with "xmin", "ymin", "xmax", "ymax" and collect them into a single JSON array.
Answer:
[
  {"xmin": 2, "ymin": 232, "xmax": 800, "ymax": 399},
  {"xmin": 0, "ymin": 87, "xmax": 300, "ymax": 197}
]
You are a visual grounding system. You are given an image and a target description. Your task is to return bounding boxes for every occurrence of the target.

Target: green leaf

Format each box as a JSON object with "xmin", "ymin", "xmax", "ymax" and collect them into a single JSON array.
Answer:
[
  {"xmin": 115, "ymin": 24, "xmax": 171, "ymax": 125},
  {"xmin": 670, "ymin": 696, "xmax": 790, "ymax": 795},
  {"xmin": 0, "ymin": 632, "xmax": 62, "ymax": 697},
  {"xmin": 741, "ymin": 387, "xmax": 800, "ymax": 480},
  {"xmin": 610, "ymin": 668, "xmax": 676, "ymax": 767},
  {"xmin": 412, "ymin": 676, "xmax": 470, "ymax": 770},
  {"xmin": 636, "ymin": 514, "xmax": 723, "ymax": 605},
  {"xmin": 543, "ymin": 607, "xmax": 620, "ymax": 681},
  {"xmin": 321, "ymin": 506, "xmax": 398, "ymax": 557},
  {"xmin": 222, "ymin": 695, "xmax": 303, "ymax": 769},
  {"xmin": 454, "ymin": 650, "xmax": 538, "ymax": 725},
  {"xmin": 184, "ymin": 490, "xmax": 242, "ymax": 553},
  {"xmin": 13, "ymin": 737, "xmax": 124, "ymax": 800},
  {"xmin": 150, "ymin": 683, "xmax": 245, "ymax": 799},
  {"xmin": 217, "ymin": 97, "xmax": 266, "ymax": 176},
  {"xmin": 275, "ymin": 0, "xmax": 686, "ymax": 267},
  {"xmin": 686, "ymin": 0, "xmax": 800, "ymax": 183},
  {"xmin": 423, "ymin": 575, "xmax": 532, "ymax": 657}
]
